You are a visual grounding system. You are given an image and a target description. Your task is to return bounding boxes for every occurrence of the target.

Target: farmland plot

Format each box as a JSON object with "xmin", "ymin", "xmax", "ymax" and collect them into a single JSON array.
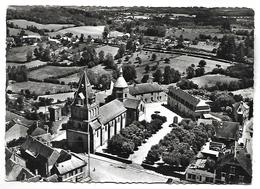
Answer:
[
  {"xmin": 28, "ymin": 66, "xmax": 80, "ymax": 80},
  {"xmin": 6, "ymin": 46, "xmax": 37, "ymax": 63},
  {"xmin": 95, "ymin": 45, "xmax": 119, "ymax": 57},
  {"xmin": 7, "ymin": 60, "xmax": 48, "ymax": 69}
]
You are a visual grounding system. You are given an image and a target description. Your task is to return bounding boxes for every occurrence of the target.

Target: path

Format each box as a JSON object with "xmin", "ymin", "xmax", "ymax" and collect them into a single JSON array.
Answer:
[{"xmin": 128, "ymin": 102, "xmax": 182, "ymax": 164}]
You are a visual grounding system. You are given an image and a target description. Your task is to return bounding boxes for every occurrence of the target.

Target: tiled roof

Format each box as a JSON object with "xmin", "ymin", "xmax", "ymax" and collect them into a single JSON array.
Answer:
[
  {"xmin": 123, "ymin": 98, "xmax": 141, "ymax": 109},
  {"xmin": 54, "ymin": 153, "xmax": 86, "ymax": 175},
  {"xmin": 90, "ymin": 119, "xmax": 102, "ymax": 130},
  {"xmin": 212, "ymin": 120, "xmax": 240, "ymax": 141},
  {"xmin": 5, "ymin": 123, "xmax": 28, "ymax": 143},
  {"xmin": 44, "ymin": 174, "xmax": 58, "ymax": 182},
  {"xmin": 99, "ymin": 99, "xmax": 126, "ymax": 124},
  {"xmin": 129, "ymin": 83, "xmax": 163, "ymax": 95},
  {"xmin": 21, "ymin": 136, "xmax": 60, "ymax": 166},
  {"xmin": 168, "ymin": 86, "xmax": 200, "ymax": 106},
  {"xmin": 30, "ymin": 127, "xmax": 47, "ymax": 137}
]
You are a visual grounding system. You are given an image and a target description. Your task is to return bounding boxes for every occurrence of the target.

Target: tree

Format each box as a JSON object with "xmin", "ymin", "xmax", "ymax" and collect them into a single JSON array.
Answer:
[
  {"xmin": 198, "ymin": 60, "xmax": 207, "ymax": 67},
  {"xmin": 195, "ymin": 67, "xmax": 205, "ymax": 77},
  {"xmin": 79, "ymin": 33, "xmax": 84, "ymax": 42},
  {"xmin": 163, "ymin": 66, "xmax": 181, "ymax": 84},
  {"xmin": 211, "ymin": 93, "xmax": 235, "ymax": 112},
  {"xmin": 122, "ymin": 65, "xmax": 136, "ymax": 82},
  {"xmin": 102, "ymin": 26, "xmax": 109, "ymax": 39},
  {"xmin": 26, "ymin": 49, "xmax": 33, "ymax": 62},
  {"xmin": 99, "ymin": 73, "xmax": 112, "ymax": 90},
  {"xmin": 151, "ymin": 53, "xmax": 157, "ymax": 61},
  {"xmin": 104, "ymin": 53, "xmax": 115, "ymax": 69},
  {"xmin": 153, "ymin": 69, "xmax": 163, "ymax": 84},
  {"xmin": 145, "ymin": 65, "xmax": 150, "ymax": 73},
  {"xmin": 141, "ymin": 75, "xmax": 149, "ymax": 83},
  {"xmin": 177, "ymin": 79, "xmax": 198, "ymax": 90},
  {"xmin": 186, "ymin": 66, "xmax": 195, "ymax": 79},
  {"xmin": 115, "ymin": 44, "xmax": 126, "ymax": 59},
  {"xmin": 98, "ymin": 50, "xmax": 105, "ymax": 63}
]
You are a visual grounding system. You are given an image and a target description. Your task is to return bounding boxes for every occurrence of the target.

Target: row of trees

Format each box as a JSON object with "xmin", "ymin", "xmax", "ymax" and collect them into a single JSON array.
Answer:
[
  {"xmin": 107, "ymin": 116, "xmax": 166, "ymax": 158},
  {"xmin": 186, "ymin": 60, "xmax": 207, "ymax": 79},
  {"xmin": 153, "ymin": 66, "xmax": 181, "ymax": 84},
  {"xmin": 145, "ymin": 120, "xmax": 215, "ymax": 167},
  {"xmin": 7, "ymin": 65, "xmax": 28, "ymax": 82}
]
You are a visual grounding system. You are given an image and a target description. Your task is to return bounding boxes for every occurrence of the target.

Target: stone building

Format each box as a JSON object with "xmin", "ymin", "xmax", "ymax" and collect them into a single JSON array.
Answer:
[
  {"xmin": 66, "ymin": 70, "xmax": 127, "ymax": 153},
  {"xmin": 167, "ymin": 86, "xmax": 210, "ymax": 119}
]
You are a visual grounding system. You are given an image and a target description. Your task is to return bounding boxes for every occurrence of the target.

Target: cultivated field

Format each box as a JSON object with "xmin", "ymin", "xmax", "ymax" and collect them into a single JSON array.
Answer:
[
  {"xmin": 7, "ymin": 60, "xmax": 48, "ymax": 69},
  {"xmin": 6, "ymin": 46, "xmax": 37, "ymax": 63},
  {"xmin": 166, "ymin": 28, "xmax": 224, "ymax": 40},
  {"xmin": 7, "ymin": 19, "xmax": 75, "ymax": 31},
  {"xmin": 95, "ymin": 45, "xmax": 119, "ymax": 57},
  {"xmin": 7, "ymin": 81, "xmax": 72, "ymax": 95},
  {"xmin": 190, "ymin": 74, "xmax": 240, "ymax": 88},
  {"xmin": 49, "ymin": 26, "xmax": 105, "ymax": 38},
  {"xmin": 28, "ymin": 66, "xmax": 80, "ymax": 80}
]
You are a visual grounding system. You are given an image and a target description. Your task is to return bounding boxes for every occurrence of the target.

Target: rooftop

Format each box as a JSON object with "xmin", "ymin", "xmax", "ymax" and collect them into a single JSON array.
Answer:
[
  {"xmin": 123, "ymin": 98, "xmax": 141, "ymax": 109},
  {"xmin": 114, "ymin": 67, "xmax": 128, "ymax": 88},
  {"xmin": 129, "ymin": 82, "xmax": 163, "ymax": 95},
  {"xmin": 212, "ymin": 120, "xmax": 240, "ymax": 141},
  {"xmin": 5, "ymin": 123, "xmax": 28, "ymax": 143}
]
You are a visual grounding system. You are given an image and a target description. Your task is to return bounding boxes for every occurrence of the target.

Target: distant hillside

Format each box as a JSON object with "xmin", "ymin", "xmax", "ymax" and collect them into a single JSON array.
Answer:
[{"xmin": 7, "ymin": 6, "xmax": 106, "ymax": 26}]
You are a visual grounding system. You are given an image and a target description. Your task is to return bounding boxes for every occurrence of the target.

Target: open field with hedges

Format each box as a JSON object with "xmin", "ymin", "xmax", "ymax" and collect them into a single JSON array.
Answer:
[
  {"xmin": 28, "ymin": 65, "xmax": 80, "ymax": 80},
  {"xmin": 95, "ymin": 45, "xmax": 119, "ymax": 57},
  {"xmin": 7, "ymin": 60, "xmax": 48, "ymax": 69},
  {"xmin": 6, "ymin": 46, "xmax": 37, "ymax": 63},
  {"xmin": 7, "ymin": 19, "xmax": 75, "ymax": 31},
  {"xmin": 190, "ymin": 74, "xmax": 240, "ymax": 88},
  {"xmin": 7, "ymin": 81, "xmax": 73, "ymax": 95}
]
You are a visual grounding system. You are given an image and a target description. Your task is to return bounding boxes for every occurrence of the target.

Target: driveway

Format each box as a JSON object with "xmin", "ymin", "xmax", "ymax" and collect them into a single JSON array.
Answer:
[{"xmin": 128, "ymin": 102, "xmax": 182, "ymax": 164}]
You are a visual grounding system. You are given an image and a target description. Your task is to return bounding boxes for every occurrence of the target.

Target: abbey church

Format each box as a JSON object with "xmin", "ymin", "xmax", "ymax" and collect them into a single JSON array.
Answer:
[{"xmin": 66, "ymin": 68, "xmax": 145, "ymax": 153}]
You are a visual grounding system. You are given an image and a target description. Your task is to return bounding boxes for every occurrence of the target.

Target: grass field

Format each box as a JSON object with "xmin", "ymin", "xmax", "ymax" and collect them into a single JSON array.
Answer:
[
  {"xmin": 7, "ymin": 60, "xmax": 48, "ymax": 69},
  {"xmin": 37, "ymin": 92, "xmax": 75, "ymax": 103},
  {"xmin": 95, "ymin": 45, "xmax": 119, "ymax": 57},
  {"xmin": 8, "ymin": 27, "xmax": 40, "ymax": 36},
  {"xmin": 232, "ymin": 87, "xmax": 254, "ymax": 99},
  {"xmin": 121, "ymin": 50, "xmax": 232, "ymax": 82},
  {"xmin": 58, "ymin": 73, "xmax": 81, "ymax": 84},
  {"xmin": 166, "ymin": 28, "xmax": 224, "ymax": 40},
  {"xmin": 28, "ymin": 66, "xmax": 80, "ymax": 80},
  {"xmin": 190, "ymin": 74, "xmax": 240, "ymax": 88},
  {"xmin": 7, "ymin": 81, "xmax": 72, "ymax": 95},
  {"xmin": 6, "ymin": 46, "xmax": 37, "ymax": 63},
  {"xmin": 7, "ymin": 19, "xmax": 75, "ymax": 31},
  {"xmin": 49, "ymin": 26, "xmax": 105, "ymax": 38}
]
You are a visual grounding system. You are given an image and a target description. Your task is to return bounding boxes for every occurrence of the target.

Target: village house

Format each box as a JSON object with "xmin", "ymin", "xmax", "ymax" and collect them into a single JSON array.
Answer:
[
  {"xmin": 20, "ymin": 136, "xmax": 60, "ymax": 177},
  {"xmin": 185, "ymin": 159, "xmax": 215, "ymax": 184},
  {"xmin": 215, "ymin": 148, "xmax": 252, "ymax": 184},
  {"xmin": 167, "ymin": 86, "xmax": 210, "ymax": 119},
  {"xmin": 129, "ymin": 82, "xmax": 167, "ymax": 103},
  {"xmin": 50, "ymin": 150, "xmax": 87, "ymax": 182},
  {"xmin": 232, "ymin": 101, "xmax": 250, "ymax": 125}
]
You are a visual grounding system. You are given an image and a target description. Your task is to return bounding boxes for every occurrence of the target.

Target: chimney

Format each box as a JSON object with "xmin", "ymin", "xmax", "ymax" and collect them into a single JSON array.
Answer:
[{"xmin": 234, "ymin": 141, "xmax": 238, "ymax": 159}]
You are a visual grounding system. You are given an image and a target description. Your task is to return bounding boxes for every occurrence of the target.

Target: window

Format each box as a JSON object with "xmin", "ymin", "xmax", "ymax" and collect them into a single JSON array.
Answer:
[
  {"xmin": 221, "ymin": 172, "xmax": 226, "ymax": 178},
  {"xmin": 206, "ymin": 177, "xmax": 214, "ymax": 183},
  {"xmin": 96, "ymin": 130, "xmax": 99, "ymax": 137},
  {"xmin": 69, "ymin": 171, "xmax": 73, "ymax": 177},
  {"xmin": 187, "ymin": 174, "xmax": 192, "ymax": 179},
  {"xmin": 105, "ymin": 126, "xmax": 107, "ymax": 131},
  {"xmin": 239, "ymin": 175, "xmax": 244, "ymax": 183},
  {"xmin": 198, "ymin": 175, "xmax": 202, "ymax": 181},
  {"xmin": 230, "ymin": 166, "xmax": 236, "ymax": 174},
  {"xmin": 125, "ymin": 94, "xmax": 127, "ymax": 98}
]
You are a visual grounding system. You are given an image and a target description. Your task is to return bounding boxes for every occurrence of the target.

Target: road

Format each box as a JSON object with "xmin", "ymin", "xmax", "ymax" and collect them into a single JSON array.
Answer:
[
  {"xmin": 128, "ymin": 102, "xmax": 182, "ymax": 164},
  {"xmin": 77, "ymin": 153, "xmax": 182, "ymax": 183}
]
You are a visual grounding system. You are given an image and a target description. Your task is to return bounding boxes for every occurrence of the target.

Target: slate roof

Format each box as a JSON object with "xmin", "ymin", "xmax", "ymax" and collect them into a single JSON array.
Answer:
[
  {"xmin": 129, "ymin": 83, "xmax": 163, "ymax": 95},
  {"xmin": 99, "ymin": 99, "xmax": 126, "ymax": 124},
  {"xmin": 6, "ymin": 111, "xmax": 34, "ymax": 126},
  {"xmin": 21, "ymin": 136, "xmax": 60, "ymax": 166},
  {"xmin": 6, "ymin": 158, "xmax": 35, "ymax": 181},
  {"xmin": 212, "ymin": 120, "xmax": 240, "ymax": 141},
  {"xmin": 114, "ymin": 67, "xmax": 128, "ymax": 88},
  {"xmin": 30, "ymin": 127, "xmax": 47, "ymax": 137},
  {"xmin": 168, "ymin": 86, "xmax": 200, "ymax": 106},
  {"xmin": 123, "ymin": 98, "xmax": 141, "ymax": 109},
  {"xmin": 44, "ymin": 174, "xmax": 58, "ymax": 182},
  {"xmin": 54, "ymin": 153, "xmax": 86, "ymax": 175},
  {"xmin": 5, "ymin": 123, "xmax": 28, "ymax": 143},
  {"xmin": 90, "ymin": 119, "xmax": 102, "ymax": 130}
]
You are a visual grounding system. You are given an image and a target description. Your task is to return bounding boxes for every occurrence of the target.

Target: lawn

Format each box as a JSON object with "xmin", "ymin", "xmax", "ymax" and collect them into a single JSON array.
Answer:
[
  {"xmin": 7, "ymin": 81, "xmax": 73, "ymax": 95},
  {"xmin": 28, "ymin": 66, "xmax": 80, "ymax": 80},
  {"xmin": 7, "ymin": 60, "xmax": 48, "ymax": 69},
  {"xmin": 49, "ymin": 25, "xmax": 105, "ymax": 38},
  {"xmin": 6, "ymin": 46, "xmax": 37, "ymax": 63},
  {"xmin": 95, "ymin": 45, "xmax": 119, "ymax": 57},
  {"xmin": 190, "ymin": 74, "xmax": 240, "ymax": 88},
  {"xmin": 7, "ymin": 19, "xmax": 75, "ymax": 31}
]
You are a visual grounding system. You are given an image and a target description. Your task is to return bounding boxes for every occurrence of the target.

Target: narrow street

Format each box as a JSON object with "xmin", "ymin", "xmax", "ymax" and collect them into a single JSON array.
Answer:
[{"xmin": 128, "ymin": 102, "xmax": 182, "ymax": 164}]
